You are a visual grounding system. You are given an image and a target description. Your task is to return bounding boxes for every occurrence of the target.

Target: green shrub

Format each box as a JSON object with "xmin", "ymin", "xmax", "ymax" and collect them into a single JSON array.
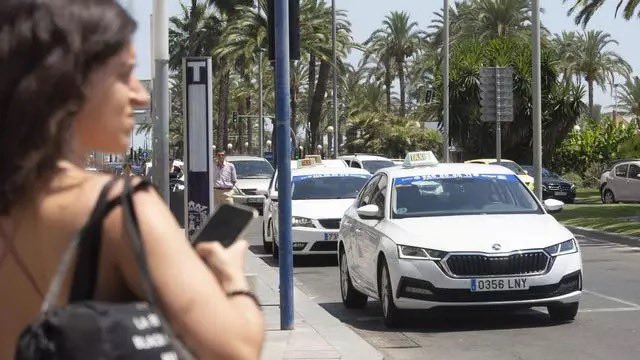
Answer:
[{"xmin": 562, "ymin": 172, "xmax": 583, "ymax": 187}]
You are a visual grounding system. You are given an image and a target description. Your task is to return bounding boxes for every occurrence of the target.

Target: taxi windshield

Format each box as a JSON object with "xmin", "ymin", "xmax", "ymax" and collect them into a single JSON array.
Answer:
[
  {"xmin": 392, "ymin": 174, "xmax": 541, "ymax": 218},
  {"xmin": 292, "ymin": 174, "xmax": 370, "ymax": 200},
  {"xmin": 490, "ymin": 161, "xmax": 526, "ymax": 175},
  {"xmin": 362, "ymin": 160, "xmax": 395, "ymax": 173},
  {"xmin": 230, "ymin": 160, "xmax": 274, "ymax": 179}
]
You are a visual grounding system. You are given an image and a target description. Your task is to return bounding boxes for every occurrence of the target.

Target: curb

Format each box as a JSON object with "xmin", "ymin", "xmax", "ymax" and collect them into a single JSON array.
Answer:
[
  {"xmin": 246, "ymin": 252, "xmax": 384, "ymax": 360},
  {"xmin": 568, "ymin": 226, "xmax": 640, "ymax": 247}
]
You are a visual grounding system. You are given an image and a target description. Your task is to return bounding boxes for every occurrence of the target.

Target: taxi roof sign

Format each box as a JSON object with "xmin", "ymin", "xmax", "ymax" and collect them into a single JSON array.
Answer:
[
  {"xmin": 297, "ymin": 158, "xmax": 316, "ymax": 168},
  {"xmin": 403, "ymin": 151, "xmax": 439, "ymax": 168},
  {"xmin": 305, "ymin": 155, "xmax": 323, "ymax": 164}
]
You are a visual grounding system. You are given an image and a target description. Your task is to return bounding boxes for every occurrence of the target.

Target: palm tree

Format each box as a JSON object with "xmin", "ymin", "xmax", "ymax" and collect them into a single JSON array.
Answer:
[
  {"xmin": 552, "ymin": 31, "xmax": 582, "ymax": 84},
  {"xmin": 464, "ymin": 0, "xmax": 536, "ymax": 40},
  {"xmin": 365, "ymin": 11, "xmax": 424, "ymax": 117},
  {"xmin": 616, "ymin": 76, "xmax": 640, "ymax": 121},
  {"xmin": 565, "ymin": 0, "xmax": 640, "ymax": 26},
  {"xmin": 572, "ymin": 30, "xmax": 631, "ymax": 116},
  {"xmin": 169, "ymin": 1, "xmax": 220, "ymax": 71}
]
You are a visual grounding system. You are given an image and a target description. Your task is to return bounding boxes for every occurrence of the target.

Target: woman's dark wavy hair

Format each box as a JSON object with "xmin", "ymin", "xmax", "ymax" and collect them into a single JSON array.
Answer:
[{"xmin": 0, "ymin": 0, "xmax": 136, "ymax": 214}]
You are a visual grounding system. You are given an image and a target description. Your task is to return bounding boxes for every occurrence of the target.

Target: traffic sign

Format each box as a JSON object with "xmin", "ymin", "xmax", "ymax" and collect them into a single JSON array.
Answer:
[{"xmin": 480, "ymin": 67, "xmax": 514, "ymax": 123}]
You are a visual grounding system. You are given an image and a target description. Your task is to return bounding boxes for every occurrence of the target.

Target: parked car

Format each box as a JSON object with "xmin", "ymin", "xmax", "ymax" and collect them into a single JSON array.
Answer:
[
  {"xmin": 226, "ymin": 156, "xmax": 275, "ymax": 214},
  {"xmin": 521, "ymin": 166, "xmax": 576, "ymax": 203},
  {"xmin": 338, "ymin": 154, "xmax": 395, "ymax": 174},
  {"xmin": 464, "ymin": 159, "xmax": 535, "ymax": 191},
  {"xmin": 599, "ymin": 159, "xmax": 640, "ymax": 203}
]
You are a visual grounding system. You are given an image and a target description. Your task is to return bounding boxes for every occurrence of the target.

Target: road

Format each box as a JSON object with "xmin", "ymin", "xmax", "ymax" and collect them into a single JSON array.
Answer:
[{"xmin": 245, "ymin": 217, "xmax": 640, "ymax": 360}]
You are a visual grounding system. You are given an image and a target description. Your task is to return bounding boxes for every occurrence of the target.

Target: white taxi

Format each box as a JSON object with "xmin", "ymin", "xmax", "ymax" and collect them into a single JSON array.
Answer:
[
  {"xmin": 338, "ymin": 151, "xmax": 582, "ymax": 327},
  {"xmin": 268, "ymin": 159, "xmax": 370, "ymax": 257},
  {"xmin": 261, "ymin": 157, "xmax": 348, "ymax": 253}
]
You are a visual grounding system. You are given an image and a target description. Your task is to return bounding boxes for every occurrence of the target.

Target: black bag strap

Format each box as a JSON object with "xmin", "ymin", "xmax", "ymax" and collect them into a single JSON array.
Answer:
[
  {"xmin": 119, "ymin": 176, "xmax": 194, "ymax": 359},
  {"xmin": 41, "ymin": 177, "xmax": 119, "ymax": 311}
]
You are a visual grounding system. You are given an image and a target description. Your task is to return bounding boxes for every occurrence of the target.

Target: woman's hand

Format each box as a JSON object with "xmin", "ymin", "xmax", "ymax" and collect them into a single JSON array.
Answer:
[{"xmin": 196, "ymin": 239, "xmax": 250, "ymax": 293}]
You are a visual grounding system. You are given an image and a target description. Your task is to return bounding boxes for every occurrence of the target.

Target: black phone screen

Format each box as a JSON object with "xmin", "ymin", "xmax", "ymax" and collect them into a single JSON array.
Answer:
[{"xmin": 191, "ymin": 204, "xmax": 257, "ymax": 247}]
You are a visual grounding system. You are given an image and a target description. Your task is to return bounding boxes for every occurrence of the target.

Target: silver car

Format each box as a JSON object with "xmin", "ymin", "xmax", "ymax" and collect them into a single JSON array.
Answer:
[
  {"xmin": 600, "ymin": 160, "xmax": 640, "ymax": 203},
  {"xmin": 226, "ymin": 156, "xmax": 274, "ymax": 214}
]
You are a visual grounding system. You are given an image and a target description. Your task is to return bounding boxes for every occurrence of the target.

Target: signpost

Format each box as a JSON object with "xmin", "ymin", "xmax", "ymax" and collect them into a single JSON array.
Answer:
[
  {"xmin": 183, "ymin": 57, "xmax": 214, "ymax": 237},
  {"xmin": 480, "ymin": 67, "xmax": 514, "ymax": 162}
]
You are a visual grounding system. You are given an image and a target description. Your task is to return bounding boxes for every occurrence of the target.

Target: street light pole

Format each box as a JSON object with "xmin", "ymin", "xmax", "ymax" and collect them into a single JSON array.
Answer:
[
  {"xmin": 152, "ymin": 0, "xmax": 170, "ymax": 202},
  {"xmin": 331, "ymin": 0, "xmax": 339, "ymax": 158},
  {"xmin": 532, "ymin": 0, "xmax": 543, "ymax": 200},
  {"xmin": 443, "ymin": 0, "xmax": 450, "ymax": 163}
]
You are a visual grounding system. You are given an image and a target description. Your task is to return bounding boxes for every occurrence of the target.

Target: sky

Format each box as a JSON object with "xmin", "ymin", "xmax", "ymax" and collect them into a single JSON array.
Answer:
[{"xmin": 125, "ymin": 0, "xmax": 639, "ymax": 113}]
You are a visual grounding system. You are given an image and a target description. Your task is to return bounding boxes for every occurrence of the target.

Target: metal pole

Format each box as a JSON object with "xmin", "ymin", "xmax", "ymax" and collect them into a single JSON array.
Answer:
[
  {"xmin": 275, "ymin": 0, "xmax": 294, "ymax": 330},
  {"xmin": 496, "ymin": 68, "xmax": 501, "ymax": 162},
  {"xmin": 532, "ymin": 0, "xmax": 543, "ymax": 200},
  {"xmin": 443, "ymin": 0, "xmax": 450, "ymax": 163},
  {"xmin": 332, "ymin": 0, "xmax": 338, "ymax": 158},
  {"xmin": 152, "ymin": 0, "xmax": 170, "ymax": 202},
  {"xmin": 258, "ymin": 3, "xmax": 264, "ymax": 157}
]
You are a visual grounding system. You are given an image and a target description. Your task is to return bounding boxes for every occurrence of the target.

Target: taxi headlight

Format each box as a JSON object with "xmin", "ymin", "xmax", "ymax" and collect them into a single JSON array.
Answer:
[
  {"xmin": 570, "ymin": 183, "xmax": 576, "ymax": 191},
  {"xmin": 542, "ymin": 184, "xmax": 548, "ymax": 191},
  {"xmin": 544, "ymin": 239, "xmax": 577, "ymax": 256},
  {"xmin": 398, "ymin": 245, "xmax": 446, "ymax": 260},
  {"xmin": 292, "ymin": 216, "xmax": 315, "ymax": 228}
]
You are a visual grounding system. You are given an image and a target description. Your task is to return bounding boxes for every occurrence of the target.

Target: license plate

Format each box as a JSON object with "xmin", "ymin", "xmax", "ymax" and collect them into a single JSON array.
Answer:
[
  {"xmin": 323, "ymin": 233, "xmax": 338, "ymax": 241},
  {"xmin": 247, "ymin": 197, "xmax": 262, "ymax": 203},
  {"xmin": 554, "ymin": 191, "xmax": 567, "ymax": 196},
  {"xmin": 470, "ymin": 278, "xmax": 529, "ymax": 292}
]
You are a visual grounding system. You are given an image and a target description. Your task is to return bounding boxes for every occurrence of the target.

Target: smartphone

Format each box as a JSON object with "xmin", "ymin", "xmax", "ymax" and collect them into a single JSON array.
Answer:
[{"xmin": 191, "ymin": 204, "xmax": 258, "ymax": 247}]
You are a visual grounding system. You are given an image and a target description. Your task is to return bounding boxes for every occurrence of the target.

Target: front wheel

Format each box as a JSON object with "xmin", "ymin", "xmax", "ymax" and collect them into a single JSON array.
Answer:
[
  {"xmin": 379, "ymin": 260, "xmax": 402, "ymax": 327},
  {"xmin": 602, "ymin": 189, "xmax": 616, "ymax": 204},
  {"xmin": 548, "ymin": 302, "xmax": 579, "ymax": 323},
  {"xmin": 340, "ymin": 249, "xmax": 367, "ymax": 309}
]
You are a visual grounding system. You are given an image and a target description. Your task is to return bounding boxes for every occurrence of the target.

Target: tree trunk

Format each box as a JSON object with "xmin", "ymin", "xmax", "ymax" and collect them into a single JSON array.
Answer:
[
  {"xmin": 216, "ymin": 73, "xmax": 224, "ymax": 148},
  {"xmin": 308, "ymin": 54, "xmax": 316, "ymax": 109},
  {"xmin": 309, "ymin": 60, "xmax": 331, "ymax": 150},
  {"xmin": 384, "ymin": 63, "xmax": 392, "ymax": 113},
  {"xmin": 221, "ymin": 69, "xmax": 230, "ymax": 150},
  {"xmin": 238, "ymin": 100, "xmax": 245, "ymax": 153},
  {"xmin": 588, "ymin": 78, "xmax": 594, "ymax": 118},
  {"xmin": 398, "ymin": 60, "xmax": 406, "ymax": 117}
]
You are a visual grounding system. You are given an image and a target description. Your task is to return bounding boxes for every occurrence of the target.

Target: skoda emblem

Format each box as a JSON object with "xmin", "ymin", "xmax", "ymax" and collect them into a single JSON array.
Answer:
[{"xmin": 492, "ymin": 243, "xmax": 502, "ymax": 251}]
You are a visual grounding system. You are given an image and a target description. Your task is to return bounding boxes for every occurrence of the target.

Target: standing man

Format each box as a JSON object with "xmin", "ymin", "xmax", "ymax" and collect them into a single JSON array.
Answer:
[{"xmin": 214, "ymin": 150, "xmax": 237, "ymax": 206}]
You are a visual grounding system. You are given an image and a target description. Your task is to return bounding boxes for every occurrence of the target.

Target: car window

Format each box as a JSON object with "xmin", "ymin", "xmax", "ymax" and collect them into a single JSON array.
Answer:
[
  {"xmin": 291, "ymin": 174, "xmax": 370, "ymax": 200},
  {"xmin": 357, "ymin": 175, "xmax": 381, "ymax": 208},
  {"xmin": 490, "ymin": 161, "xmax": 526, "ymax": 175},
  {"xmin": 229, "ymin": 160, "xmax": 274, "ymax": 179},
  {"xmin": 362, "ymin": 160, "xmax": 395, "ymax": 173},
  {"xmin": 615, "ymin": 164, "xmax": 629, "ymax": 178},
  {"xmin": 350, "ymin": 161, "xmax": 362, "ymax": 169},
  {"xmin": 370, "ymin": 174, "xmax": 388, "ymax": 216},
  {"xmin": 391, "ymin": 173, "xmax": 541, "ymax": 218},
  {"xmin": 628, "ymin": 164, "xmax": 640, "ymax": 180}
]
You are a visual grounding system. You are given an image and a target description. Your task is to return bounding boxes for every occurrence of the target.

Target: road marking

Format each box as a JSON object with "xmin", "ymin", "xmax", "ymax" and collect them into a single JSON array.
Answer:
[
  {"xmin": 579, "ymin": 307, "xmax": 640, "ymax": 313},
  {"xmin": 584, "ymin": 289, "xmax": 640, "ymax": 308}
]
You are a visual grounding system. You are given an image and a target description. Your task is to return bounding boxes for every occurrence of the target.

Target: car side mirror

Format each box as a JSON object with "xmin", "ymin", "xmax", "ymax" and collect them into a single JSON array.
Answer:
[
  {"xmin": 544, "ymin": 198, "xmax": 564, "ymax": 214},
  {"xmin": 270, "ymin": 192, "xmax": 279, "ymax": 202},
  {"xmin": 357, "ymin": 204, "xmax": 382, "ymax": 219},
  {"xmin": 523, "ymin": 170, "xmax": 529, "ymax": 175}
]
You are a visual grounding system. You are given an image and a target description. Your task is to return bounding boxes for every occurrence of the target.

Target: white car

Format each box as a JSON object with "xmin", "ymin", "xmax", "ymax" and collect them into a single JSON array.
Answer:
[
  {"xmin": 261, "ymin": 158, "xmax": 348, "ymax": 252},
  {"xmin": 338, "ymin": 154, "xmax": 395, "ymax": 174},
  {"xmin": 338, "ymin": 151, "xmax": 583, "ymax": 327},
  {"xmin": 600, "ymin": 159, "xmax": 640, "ymax": 203},
  {"xmin": 226, "ymin": 156, "xmax": 274, "ymax": 214},
  {"xmin": 263, "ymin": 161, "xmax": 370, "ymax": 256}
]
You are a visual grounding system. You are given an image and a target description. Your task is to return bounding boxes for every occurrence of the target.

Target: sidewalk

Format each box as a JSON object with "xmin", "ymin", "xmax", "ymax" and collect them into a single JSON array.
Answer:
[
  {"xmin": 568, "ymin": 225, "xmax": 640, "ymax": 247},
  {"xmin": 246, "ymin": 252, "xmax": 383, "ymax": 360}
]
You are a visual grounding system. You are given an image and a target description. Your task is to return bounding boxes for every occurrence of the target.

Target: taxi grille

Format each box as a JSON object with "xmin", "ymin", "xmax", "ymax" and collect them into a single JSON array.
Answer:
[
  {"xmin": 445, "ymin": 251, "xmax": 549, "ymax": 277},
  {"xmin": 318, "ymin": 219, "xmax": 341, "ymax": 229}
]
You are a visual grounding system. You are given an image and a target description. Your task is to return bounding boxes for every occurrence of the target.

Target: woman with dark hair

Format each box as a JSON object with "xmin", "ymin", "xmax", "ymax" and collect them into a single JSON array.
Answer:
[{"xmin": 0, "ymin": 0, "xmax": 264, "ymax": 358}]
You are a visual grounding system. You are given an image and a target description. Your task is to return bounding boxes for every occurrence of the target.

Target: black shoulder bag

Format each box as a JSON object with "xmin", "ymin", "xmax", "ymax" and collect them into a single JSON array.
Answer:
[{"xmin": 15, "ymin": 177, "xmax": 194, "ymax": 359}]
